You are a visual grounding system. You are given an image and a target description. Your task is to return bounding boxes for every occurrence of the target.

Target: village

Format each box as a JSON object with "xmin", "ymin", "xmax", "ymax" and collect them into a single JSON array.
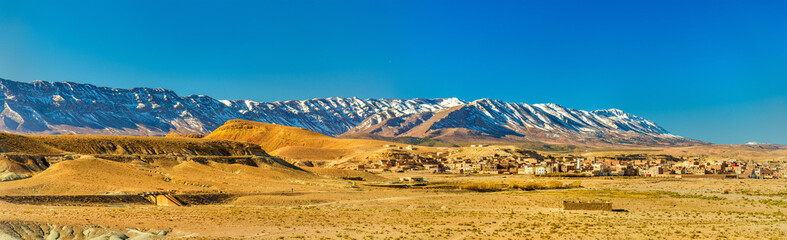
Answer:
[{"xmin": 355, "ymin": 145, "xmax": 786, "ymax": 179}]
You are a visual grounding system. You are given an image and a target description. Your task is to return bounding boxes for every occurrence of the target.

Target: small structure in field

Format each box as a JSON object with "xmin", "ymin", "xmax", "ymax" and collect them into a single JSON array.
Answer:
[
  {"xmin": 142, "ymin": 192, "xmax": 184, "ymax": 206},
  {"xmin": 562, "ymin": 200, "xmax": 612, "ymax": 211},
  {"xmin": 399, "ymin": 177, "xmax": 425, "ymax": 183}
]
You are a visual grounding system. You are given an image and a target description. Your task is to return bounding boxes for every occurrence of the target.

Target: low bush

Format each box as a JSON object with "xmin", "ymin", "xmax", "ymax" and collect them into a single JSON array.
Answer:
[
  {"xmin": 508, "ymin": 181, "xmax": 545, "ymax": 190},
  {"xmin": 759, "ymin": 199, "xmax": 787, "ymax": 207},
  {"xmin": 545, "ymin": 180, "xmax": 564, "ymax": 189},
  {"xmin": 459, "ymin": 183, "xmax": 507, "ymax": 192},
  {"xmin": 662, "ymin": 191, "xmax": 726, "ymax": 200},
  {"xmin": 455, "ymin": 180, "xmax": 581, "ymax": 192}
]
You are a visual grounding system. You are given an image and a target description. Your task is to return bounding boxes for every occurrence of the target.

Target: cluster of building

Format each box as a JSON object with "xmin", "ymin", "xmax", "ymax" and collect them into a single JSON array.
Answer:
[
  {"xmin": 655, "ymin": 158, "xmax": 782, "ymax": 179},
  {"xmin": 355, "ymin": 148, "xmax": 785, "ymax": 179}
]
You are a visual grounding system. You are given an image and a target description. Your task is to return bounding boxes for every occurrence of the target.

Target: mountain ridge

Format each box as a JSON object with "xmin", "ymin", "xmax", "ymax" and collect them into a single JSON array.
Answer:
[{"xmin": 0, "ymin": 78, "xmax": 693, "ymax": 146}]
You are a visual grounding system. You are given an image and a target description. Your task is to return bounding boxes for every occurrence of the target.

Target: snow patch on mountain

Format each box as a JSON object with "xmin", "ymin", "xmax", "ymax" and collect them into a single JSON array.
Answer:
[{"xmin": 0, "ymin": 78, "xmax": 686, "ymax": 145}]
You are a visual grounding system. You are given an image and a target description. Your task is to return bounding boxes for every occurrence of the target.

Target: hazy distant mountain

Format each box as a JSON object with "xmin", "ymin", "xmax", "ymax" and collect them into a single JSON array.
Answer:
[{"xmin": 0, "ymin": 78, "xmax": 695, "ymax": 146}]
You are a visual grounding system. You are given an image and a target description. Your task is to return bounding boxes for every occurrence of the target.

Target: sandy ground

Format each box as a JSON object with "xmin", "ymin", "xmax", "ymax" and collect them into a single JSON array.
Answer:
[{"xmin": 2, "ymin": 174, "xmax": 787, "ymax": 239}]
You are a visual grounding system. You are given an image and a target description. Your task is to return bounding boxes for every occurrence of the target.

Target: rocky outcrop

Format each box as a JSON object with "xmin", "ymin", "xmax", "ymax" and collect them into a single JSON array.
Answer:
[{"xmin": 0, "ymin": 221, "xmax": 172, "ymax": 240}]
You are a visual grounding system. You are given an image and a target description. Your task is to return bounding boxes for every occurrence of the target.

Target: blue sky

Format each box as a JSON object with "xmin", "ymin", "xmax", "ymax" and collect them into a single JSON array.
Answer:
[{"xmin": 1, "ymin": 0, "xmax": 785, "ymax": 144}]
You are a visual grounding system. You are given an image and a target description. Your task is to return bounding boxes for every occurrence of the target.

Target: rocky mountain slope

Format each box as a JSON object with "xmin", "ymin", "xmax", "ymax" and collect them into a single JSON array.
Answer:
[
  {"xmin": 341, "ymin": 99, "xmax": 691, "ymax": 145},
  {"xmin": 0, "ymin": 78, "xmax": 461, "ymax": 136},
  {"xmin": 0, "ymin": 78, "xmax": 692, "ymax": 146}
]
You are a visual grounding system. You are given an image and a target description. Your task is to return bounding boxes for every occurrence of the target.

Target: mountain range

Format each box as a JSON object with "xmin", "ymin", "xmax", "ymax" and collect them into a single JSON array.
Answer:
[{"xmin": 0, "ymin": 78, "xmax": 696, "ymax": 146}]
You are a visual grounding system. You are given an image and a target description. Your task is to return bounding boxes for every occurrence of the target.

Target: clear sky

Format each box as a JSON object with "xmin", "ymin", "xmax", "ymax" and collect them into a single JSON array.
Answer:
[{"xmin": 1, "ymin": 0, "xmax": 785, "ymax": 144}]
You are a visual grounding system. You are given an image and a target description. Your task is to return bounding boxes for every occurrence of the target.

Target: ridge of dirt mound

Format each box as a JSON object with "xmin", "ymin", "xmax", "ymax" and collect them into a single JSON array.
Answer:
[
  {"xmin": 0, "ymin": 153, "xmax": 74, "ymax": 182},
  {"xmin": 205, "ymin": 120, "xmax": 401, "ymax": 161},
  {"xmin": 0, "ymin": 133, "xmax": 63, "ymax": 154},
  {"xmin": 0, "ymin": 155, "xmax": 322, "ymax": 195},
  {"xmin": 31, "ymin": 134, "xmax": 267, "ymax": 156},
  {"xmin": 165, "ymin": 133, "xmax": 206, "ymax": 138},
  {"xmin": 0, "ymin": 156, "xmax": 189, "ymax": 195}
]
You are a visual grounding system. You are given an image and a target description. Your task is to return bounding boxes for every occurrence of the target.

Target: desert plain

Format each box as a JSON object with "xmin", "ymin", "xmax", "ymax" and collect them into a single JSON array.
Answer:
[
  {"xmin": 3, "ymin": 161, "xmax": 787, "ymax": 239},
  {"xmin": 0, "ymin": 120, "xmax": 786, "ymax": 239}
]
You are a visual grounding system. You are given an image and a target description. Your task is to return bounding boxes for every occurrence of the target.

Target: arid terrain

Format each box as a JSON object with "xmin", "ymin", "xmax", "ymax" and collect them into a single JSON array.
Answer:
[
  {"xmin": 1, "ymin": 120, "xmax": 786, "ymax": 239},
  {"xmin": 3, "ymin": 0, "xmax": 784, "ymax": 238},
  {"xmin": 3, "ymin": 174, "xmax": 787, "ymax": 239}
]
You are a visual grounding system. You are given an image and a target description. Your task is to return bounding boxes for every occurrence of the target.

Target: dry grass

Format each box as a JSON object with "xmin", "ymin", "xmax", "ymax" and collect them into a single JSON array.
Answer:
[
  {"xmin": 454, "ymin": 180, "xmax": 579, "ymax": 192},
  {"xmin": 660, "ymin": 191, "xmax": 727, "ymax": 200}
]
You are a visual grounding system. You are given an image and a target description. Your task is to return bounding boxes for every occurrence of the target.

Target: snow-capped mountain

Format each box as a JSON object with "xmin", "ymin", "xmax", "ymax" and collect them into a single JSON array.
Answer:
[
  {"xmin": 0, "ymin": 78, "xmax": 462, "ymax": 136},
  {"xmin": 341, "ymin": 99, "xmax": 689, "ymax": 145},
  {"xmin": 0, "ymin": 78, "xmax": 692, "ymax": 145}
]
